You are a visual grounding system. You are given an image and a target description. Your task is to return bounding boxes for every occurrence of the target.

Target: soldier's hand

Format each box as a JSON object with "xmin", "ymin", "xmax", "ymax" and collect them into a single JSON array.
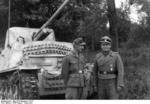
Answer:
[
  {"xmin": 94, "ymin": 86, "xmax": 97, "ymax": 92},
  {"xmin": 117, "ymin": 86, "xmax": 122, "ymax": 92}
]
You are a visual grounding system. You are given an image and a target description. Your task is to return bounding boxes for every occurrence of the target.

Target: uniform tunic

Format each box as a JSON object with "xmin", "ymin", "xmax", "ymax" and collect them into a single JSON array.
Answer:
[
  {"xmin": 93, "ymin": 51, "xmax": 124, "ymax": 99},
  {"xmin": 61, "ymin": 50, "xmax": 86, "ymax": 99}
]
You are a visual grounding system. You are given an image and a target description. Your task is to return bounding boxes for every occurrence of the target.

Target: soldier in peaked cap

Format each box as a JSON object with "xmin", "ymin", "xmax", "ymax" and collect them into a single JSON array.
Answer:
[
  {"xmin": 93, "ymin": 36, "xmax": 124, "ymax": 99},
  {"xmin": 61, "ymin": 37, "xmax": 87, "ymax": 99}
]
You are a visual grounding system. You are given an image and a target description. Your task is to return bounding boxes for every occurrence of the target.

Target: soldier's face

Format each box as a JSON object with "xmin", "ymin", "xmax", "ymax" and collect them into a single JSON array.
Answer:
[
  {"xmin": 75, "ymin": 44, "xmax": 85, "ymax": 53},
  {"xmin": 101, "ymin": 43, "xmax": 111, "ymax": 51}
]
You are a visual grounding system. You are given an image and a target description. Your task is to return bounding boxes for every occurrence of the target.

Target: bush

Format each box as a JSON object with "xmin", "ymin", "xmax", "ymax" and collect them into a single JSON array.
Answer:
[{"xmin": 119, "ymin": 45, "xmax": 150, "ymax": 99}]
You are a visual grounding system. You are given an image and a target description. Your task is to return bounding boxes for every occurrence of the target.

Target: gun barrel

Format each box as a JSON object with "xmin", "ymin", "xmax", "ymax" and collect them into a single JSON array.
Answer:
[{"xmin": 33, "ymin": 0, "xmax": 70, "ymax": 41}]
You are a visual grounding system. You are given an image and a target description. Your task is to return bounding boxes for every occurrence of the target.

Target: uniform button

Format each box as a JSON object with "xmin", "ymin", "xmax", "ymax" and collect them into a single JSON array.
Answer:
[{"xmin": 104, "ymin": 71, "xmax": 107, "ymax": 74}]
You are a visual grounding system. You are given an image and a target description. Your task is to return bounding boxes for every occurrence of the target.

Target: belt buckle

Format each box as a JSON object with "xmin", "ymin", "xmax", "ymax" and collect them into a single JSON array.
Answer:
[
  {"xmin": 79, "ymin": 70, "xmax": 82, "ymax": 74},
  {"xmin": 103, "ymin": 71, "xmax": 107, "ymax": 74}
]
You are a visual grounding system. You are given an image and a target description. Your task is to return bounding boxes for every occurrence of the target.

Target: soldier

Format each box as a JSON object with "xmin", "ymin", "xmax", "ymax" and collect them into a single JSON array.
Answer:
[
  {"xmin": 93, "ymin": 36, "xmax": 124, "ymax": 99},
  {"xmin": 61, "ymin": 37, "xmax": 86, "ymax": 99}
]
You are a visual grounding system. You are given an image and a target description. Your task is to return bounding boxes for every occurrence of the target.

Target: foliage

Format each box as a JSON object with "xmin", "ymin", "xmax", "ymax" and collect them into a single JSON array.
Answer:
[
  {"xmin": 118, "ymin": 44, "xmax": 150, "ymax": 99},
  {"xmin": 0, "ymin": 0, "xmax": 9, "ymax": 46},
  {"xmin": 78, "ymin": 9, "xmax": 108, "ymax": 50},
  {"xmin": 2, "ymin": 0, "xmax": 149, "ymax": 48}
]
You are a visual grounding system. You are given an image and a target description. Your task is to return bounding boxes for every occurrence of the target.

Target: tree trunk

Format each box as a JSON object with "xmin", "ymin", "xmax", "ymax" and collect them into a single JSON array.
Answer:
[
  {"xmin": 106, "ymin": 0, "xmax": 118, "ymax": 51},
  {"xmin": 91, "ymin": 35, "xmax": 95, "ymax": 51}
]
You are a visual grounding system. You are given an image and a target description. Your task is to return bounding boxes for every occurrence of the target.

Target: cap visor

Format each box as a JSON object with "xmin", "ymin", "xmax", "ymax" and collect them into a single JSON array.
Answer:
[
  {"xmin": 80, "ymin": 42, "xmax": 86, "ymax": 45},
  {"xmin": 99, "ymin": 41, "xmax": 111, "ymax": 43}
]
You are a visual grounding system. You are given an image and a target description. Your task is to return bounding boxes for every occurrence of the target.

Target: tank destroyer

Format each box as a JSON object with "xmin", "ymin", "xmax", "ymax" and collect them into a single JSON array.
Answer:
[{"xmin": 0, "ymin": 0, "xmax": 94, "ymax": 99}]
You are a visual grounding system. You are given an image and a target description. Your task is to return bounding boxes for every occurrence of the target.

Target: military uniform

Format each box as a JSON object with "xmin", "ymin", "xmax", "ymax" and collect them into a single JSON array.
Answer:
[
  {"xmin": 61, "ymin": 49, "xmax": 86, "ymax": 99},
  {"xmin": 93, "ymin": 51, "xmax": 124, "ymax": 99}
]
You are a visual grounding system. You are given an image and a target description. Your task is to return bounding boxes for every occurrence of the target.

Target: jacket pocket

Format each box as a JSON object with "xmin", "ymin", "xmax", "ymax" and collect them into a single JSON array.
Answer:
[
  {"xmin": 67, "ymin": 74, "xmax": 85, "ymax": 87},
  {"xmin": 70, "ymin": 61, "xmax": 78, "ymax": 71}
]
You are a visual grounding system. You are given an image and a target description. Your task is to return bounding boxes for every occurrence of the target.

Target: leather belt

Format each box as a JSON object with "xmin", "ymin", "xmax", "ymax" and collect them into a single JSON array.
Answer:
[
  {"xmin": 69, "ymin": 73, "xmax": 84, "ymax": 78},
  {"xmin": 70, "ymin": 70, "xmax": 84, "ymax": 74},
  {"xmin": 99, "ymin": 71, "xmax": 117, "ymax": 75}
]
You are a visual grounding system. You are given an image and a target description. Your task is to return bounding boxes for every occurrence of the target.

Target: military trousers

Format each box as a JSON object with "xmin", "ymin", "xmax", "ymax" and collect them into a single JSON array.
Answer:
[
  {"xmin": 98, "ymin": 78, "xmax": 118, "ymax": 99},
  {"xmin": 65, "ymin": 87, "xmax": 84, "ymax": 99}
]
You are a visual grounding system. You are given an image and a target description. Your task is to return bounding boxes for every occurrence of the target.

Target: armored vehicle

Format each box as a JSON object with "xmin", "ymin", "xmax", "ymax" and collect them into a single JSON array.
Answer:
[
  {"xmin": 0, "ymin": 27, "xmax": 73, "ymax": 99},
  {"xmin": 0, "ymin": 0, "xmax": 94, "ymax": 99}
]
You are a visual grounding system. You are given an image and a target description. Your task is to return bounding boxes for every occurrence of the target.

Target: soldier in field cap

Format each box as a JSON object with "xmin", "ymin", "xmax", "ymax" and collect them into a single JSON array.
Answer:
[
  {"xmin": 93, "ymin": 35, "xmax": 124, "ymax": 99},
  {"xmin": 61, "ymin": 37, "xmax": 87, "ymax": 99}
]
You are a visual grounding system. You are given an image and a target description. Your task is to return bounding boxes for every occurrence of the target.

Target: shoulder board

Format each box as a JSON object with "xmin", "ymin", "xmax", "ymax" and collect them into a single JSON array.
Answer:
[
  {"xmin": 68, "ymin": 51, "xmax": 73, "ymax": 56},
  {"xmin": 114, "ymin": 52, "xmax": 119, "ymax": 54},
  {"xmin": 110, "ymin": 51, "xmax": 119, "ymax": 56},
  {"xmin": 65, "ymin": 54, "xmax": 69, "ymax": 57},
  {"xmin": 95, "ymin": 52, "xmax": 102, "ymax": 59}
]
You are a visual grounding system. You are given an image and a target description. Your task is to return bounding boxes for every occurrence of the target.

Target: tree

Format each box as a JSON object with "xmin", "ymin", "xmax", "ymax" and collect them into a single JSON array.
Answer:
[
  {"xmin": 0, "ymin": 0, "xmax": 9, "ymax": 47},
  {"xmin": 8, "ymin": 0, "xmax": 150, "ymax": 50},
  {"xmin": 117, "ymin": 0, "xmax": 150, "ymax": 45},
  {"xmin": 76, "ymin": 0, "xmax": 109, "ymax": 50},
  {"xmin": 106, "ymin": 0, "xmax": 118, "ymax": 51},
  {"xmin": 9, "ymin": 0, "xmax": 76, "ymax": 42}
]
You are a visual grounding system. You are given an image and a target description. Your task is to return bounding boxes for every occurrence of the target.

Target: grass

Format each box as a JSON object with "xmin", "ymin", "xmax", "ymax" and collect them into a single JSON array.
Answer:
[{"xmin": 119, "ymin": 46, "xmax": 150, "ymax": 99}]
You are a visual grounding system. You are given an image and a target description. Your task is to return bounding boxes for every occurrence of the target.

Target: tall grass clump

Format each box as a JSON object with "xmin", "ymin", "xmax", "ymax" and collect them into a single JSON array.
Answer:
[{"xmin": 119, "ymin": 43, "xmax": 150, "ymax": 99}]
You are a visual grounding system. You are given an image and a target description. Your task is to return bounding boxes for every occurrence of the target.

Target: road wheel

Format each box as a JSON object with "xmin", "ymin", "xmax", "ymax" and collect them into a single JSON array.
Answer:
[
  {"xmin": 20, "ymin": 73, "xmax": 39, "ymax": 99},
  {"xmin": 0, "ymin": 87, "xmax": 3, "ymax": 99},
  {"xmin": 13, "ymin": 85, "xmax": 19, "ymax": 99},
  {"xmin": 7, "ymin": 86, "xmax": 13, "ymax": 99},
  {"xmin": 3, "ymin": 87, "xmax": 8, "ymax": 99}
]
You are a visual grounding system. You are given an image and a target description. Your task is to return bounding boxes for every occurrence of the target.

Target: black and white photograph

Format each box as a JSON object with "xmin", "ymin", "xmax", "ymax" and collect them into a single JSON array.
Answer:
[{"xmin": 0, "ymin": 0, "xmax": 150, "ymax": 102}]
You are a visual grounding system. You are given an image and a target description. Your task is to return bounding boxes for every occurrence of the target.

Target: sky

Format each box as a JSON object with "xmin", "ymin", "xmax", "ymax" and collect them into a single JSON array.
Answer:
[{"xmin": 115, "ymin": 0, "xmax": 148, "ymax": 24}]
